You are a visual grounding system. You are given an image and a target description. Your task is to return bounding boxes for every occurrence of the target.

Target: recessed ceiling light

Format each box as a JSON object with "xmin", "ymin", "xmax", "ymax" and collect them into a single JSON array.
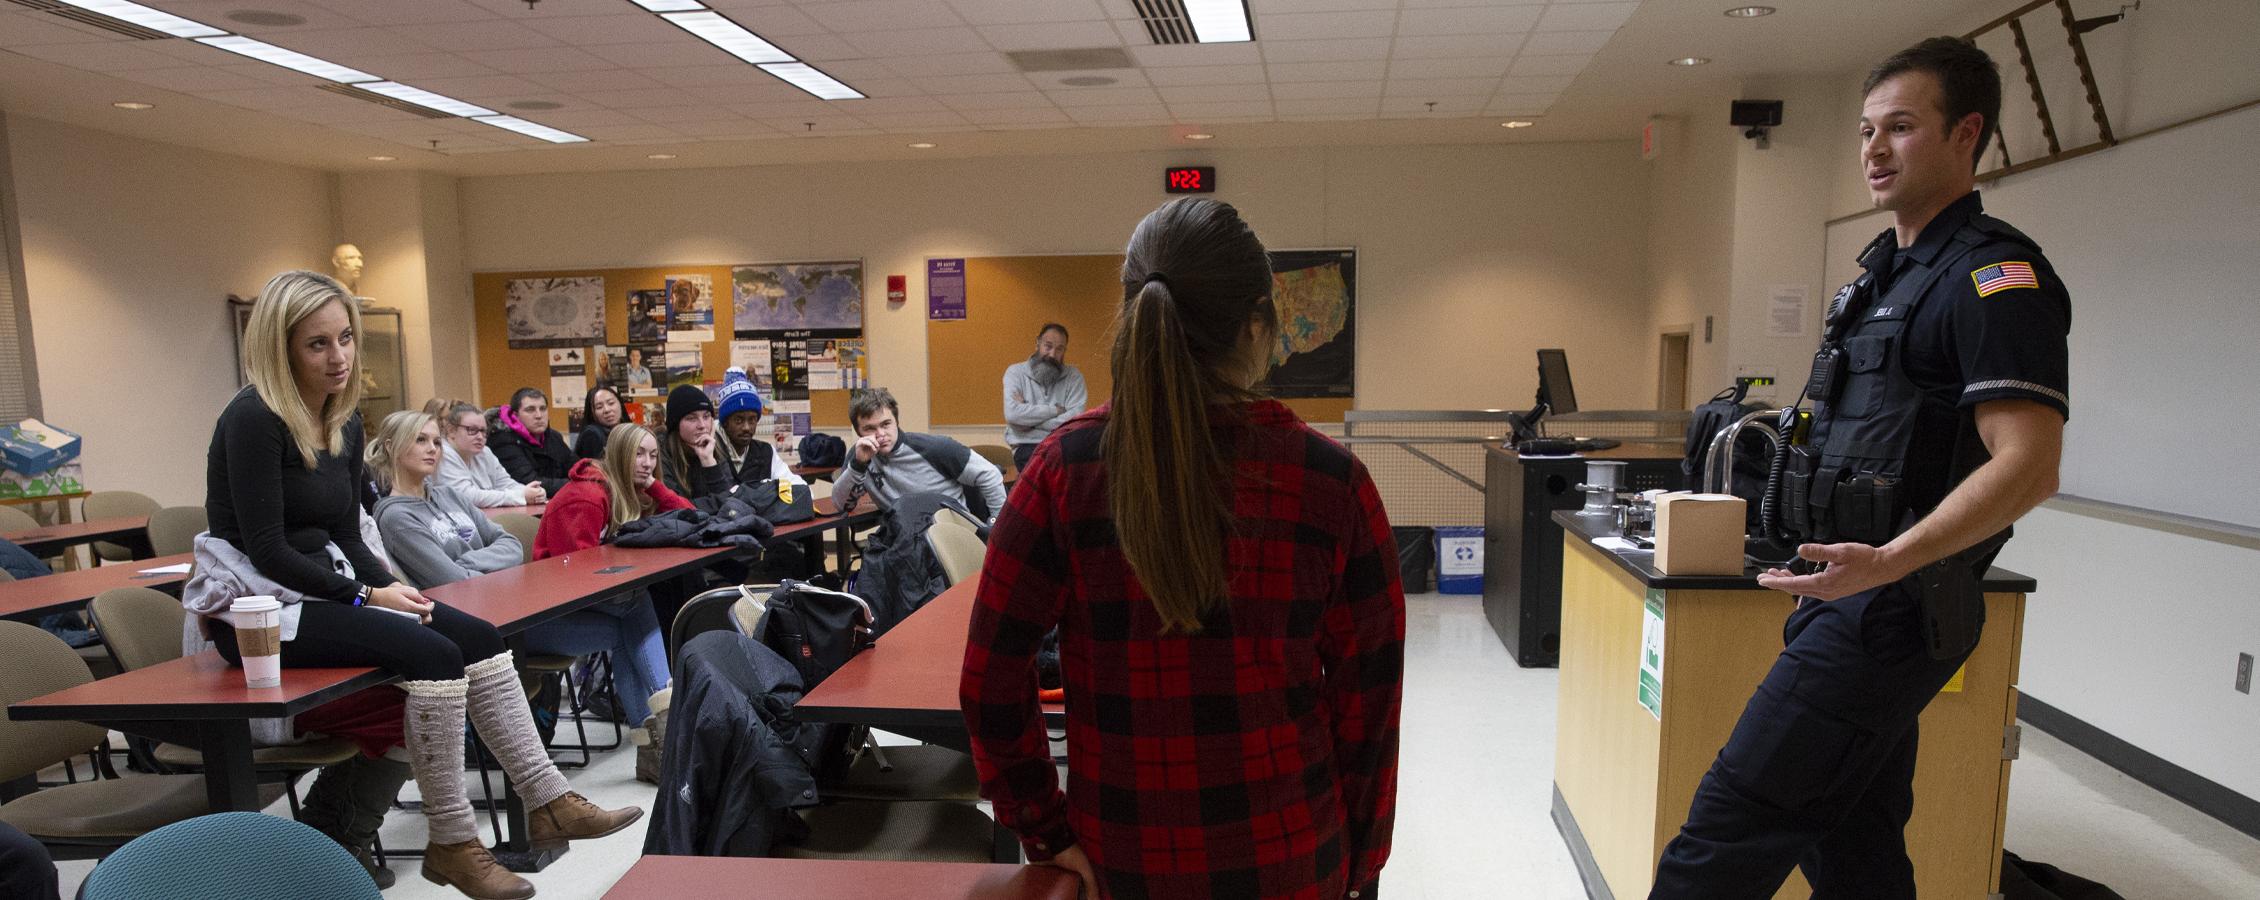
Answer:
[
  {"xmin": 660, "ymin": 10, "xmax": 792, "ymax": 65},
  {"xmin": 359, "ymin": 81, "xmax": 497, "ymax": 118},
  {"xmin": 196, "ymin": 35, "xmax": 379, "ymax": 83},
  {"xmin": 1182, "ymin": 0, "xmax": 1253, "ymax": 43},
  {"xmin": 647, "ymin": 153, "xmax": 678, "ymax": 159},
  {"xmin": 1185, "ymin": 133, "xmax": 1214, "ymax": 140},
  {"xmin": 111, "ymin": 101, "xmax": 154, "ymax": 110},
  {"xmin": 758, "ymin": 62, "xmax": 865, "ymax": 100},
  {"xmin": 1667, "ymin": 56, "xmax": 1712, "ymax": 66},
  {"xmin": 472, "ymin": 115, "xmax": 589, "ymax": 144},
  {"xmin": 1723, "ymin": 6, "xmax": 1776, "ymax": 17},
  {"xmin": 1500, "ymin": 120, "xmax": 1534, "ymax": 128},
  {"xmin": 907, "ymin": 142, "xmax": 936, "ymax": 149},
  {"xmin": 367, "ymin": 155, "xmax": 396, "ymax": 161},
  {"xmin": 54, "ymin": 0, "xmax": 225, "ymax": 38}
]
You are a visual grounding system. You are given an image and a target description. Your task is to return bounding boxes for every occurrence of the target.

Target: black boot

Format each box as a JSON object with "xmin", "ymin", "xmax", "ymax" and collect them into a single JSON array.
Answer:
[{"xmin": 298, "ymin": 754, "xmax": 408, "ymax": 889}]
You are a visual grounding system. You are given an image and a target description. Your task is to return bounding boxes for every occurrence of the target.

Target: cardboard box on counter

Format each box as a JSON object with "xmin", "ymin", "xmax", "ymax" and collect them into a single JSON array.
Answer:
[{"xmin": 1655, "ymin": 492, "xmax": 1747, "ymax": 576}]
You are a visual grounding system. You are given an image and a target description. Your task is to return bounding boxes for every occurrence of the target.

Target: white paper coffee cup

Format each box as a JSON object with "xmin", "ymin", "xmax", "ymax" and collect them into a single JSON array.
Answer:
[{"xmin": 228, "ymin": 595, "xmax": 283, "ymax": 689}]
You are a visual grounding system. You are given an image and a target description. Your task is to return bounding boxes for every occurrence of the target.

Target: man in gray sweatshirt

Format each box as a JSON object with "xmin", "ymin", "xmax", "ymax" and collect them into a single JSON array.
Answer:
[
  {"xmin": 835, "ymin": 387, "xmax": 1007, "ymax": 523},
  {"xmin": 1001, "ymin": 323, "xmax": 1087, "ymax": 472}
]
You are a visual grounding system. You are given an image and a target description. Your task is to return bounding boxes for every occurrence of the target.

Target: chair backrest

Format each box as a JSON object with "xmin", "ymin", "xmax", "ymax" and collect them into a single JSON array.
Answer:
[
  {"xmin": 146, "ymin": 506, "xmax": 209, "ymax": 558},
  {"xmin": 87, "ymin": 587, "xmax": 188, "ymax": 672},
  {"xmin": 84, "ymin": 490, "xmax": 162, "ymax": 562},
  {"xmin": 491, "ymin": 513, "xmax": 541, "ymax": 564},
  {"xmin": 925, "ymin": 508, "xmax": 987, "ymax": 587},
  {"xmin": 805, "ymin": 478, "xmax": 833, "ymax": 501},
  {"xmin": 669, "ymin": 585, "xmax": 755, "ymax": 670},
  {"xmin": 969, "ymin": 444, "xmax": 1015, "ymax": 476},
  {"xmin": 0, "ymin": 503, "xmax": 40, "ymax": 533},
  {"xmin": 0, "ymin": 621, "xmax": 109, "ymax": 781},
  {"xmin": 730, "ymin": 584, "xmax": 776, "ymax": 637},
  {"xmin": 81, "ymin": 811, "xmax": 383, "ymax": 900}
]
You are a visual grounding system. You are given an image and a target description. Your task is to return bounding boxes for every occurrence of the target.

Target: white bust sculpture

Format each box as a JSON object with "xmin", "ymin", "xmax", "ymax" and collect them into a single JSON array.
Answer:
[{"xmin": 331, "ymin": 243, "xmax": 365, "ymax": 293}]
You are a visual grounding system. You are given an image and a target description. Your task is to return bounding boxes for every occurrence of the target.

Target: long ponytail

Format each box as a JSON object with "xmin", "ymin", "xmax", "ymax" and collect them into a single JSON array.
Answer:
[{"xmin": 1103, "ymin": 198, "xmax": 1276, "ymax": 634}]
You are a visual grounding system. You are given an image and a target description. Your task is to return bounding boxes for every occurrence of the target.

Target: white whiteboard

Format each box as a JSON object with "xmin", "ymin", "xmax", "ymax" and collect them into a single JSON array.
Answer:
[{"xmin": 1822, "ymin": 104, "xmax": 2260, "ymax": 529}]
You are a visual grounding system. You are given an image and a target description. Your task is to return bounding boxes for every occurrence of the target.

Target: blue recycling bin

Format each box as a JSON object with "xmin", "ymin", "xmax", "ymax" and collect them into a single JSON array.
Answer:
[{"xmin": 1434, "ymin": 526, "xmax": 1484, "ymax": 594}]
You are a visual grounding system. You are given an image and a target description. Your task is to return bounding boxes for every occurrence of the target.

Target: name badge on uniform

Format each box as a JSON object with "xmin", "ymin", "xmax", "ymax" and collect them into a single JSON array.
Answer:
[{"xmin": 1971, "ymin": 261, "xmax": 2039, "ymax": 297}]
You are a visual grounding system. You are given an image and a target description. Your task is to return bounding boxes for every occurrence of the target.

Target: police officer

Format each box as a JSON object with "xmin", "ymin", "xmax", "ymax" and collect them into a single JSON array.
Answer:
[{"xmin": 1650, "ymin": 37, "xmax": 2070, "ymax": 898}]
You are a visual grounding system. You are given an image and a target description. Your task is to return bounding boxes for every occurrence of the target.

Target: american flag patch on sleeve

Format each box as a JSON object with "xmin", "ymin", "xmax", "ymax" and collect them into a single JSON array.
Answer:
[{"xmin": 1971, "ymin": 261, "xmax": 2039, "ymax": 297}]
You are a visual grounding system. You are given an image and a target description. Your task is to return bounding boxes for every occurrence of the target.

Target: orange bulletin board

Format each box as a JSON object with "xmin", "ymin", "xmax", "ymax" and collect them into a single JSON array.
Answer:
[
  {"xmin": 472, "ymin": 266, "xmax": 851, "ymax": 429},
  {"xmin": 925, "ymin": 255, "xmax": 1353, "ymax": 425}
]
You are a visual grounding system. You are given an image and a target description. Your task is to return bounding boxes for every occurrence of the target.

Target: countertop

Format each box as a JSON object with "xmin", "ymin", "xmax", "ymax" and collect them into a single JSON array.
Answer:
[{"xmin": 1552, "ymin": 509, "xmax": 2038, "ymax": 593}]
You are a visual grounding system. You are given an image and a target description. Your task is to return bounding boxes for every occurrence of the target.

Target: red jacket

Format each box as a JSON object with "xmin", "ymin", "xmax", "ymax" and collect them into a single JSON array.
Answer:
[{"xmin": 533, "ymin": 458, "xmax": 693, "ymax": 560}]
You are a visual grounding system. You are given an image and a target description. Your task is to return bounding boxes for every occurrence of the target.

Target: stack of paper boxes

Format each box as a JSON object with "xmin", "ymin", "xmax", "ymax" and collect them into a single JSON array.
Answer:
[{"xmin": 0, "ymin": 419, "xmax": 84, "ymax": 499}]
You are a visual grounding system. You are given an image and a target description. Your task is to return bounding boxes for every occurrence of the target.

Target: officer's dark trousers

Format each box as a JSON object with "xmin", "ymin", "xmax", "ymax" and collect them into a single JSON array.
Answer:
[{"xmin": 1649, "ymin": 579, "xmax": 1980, "ymax": 899}]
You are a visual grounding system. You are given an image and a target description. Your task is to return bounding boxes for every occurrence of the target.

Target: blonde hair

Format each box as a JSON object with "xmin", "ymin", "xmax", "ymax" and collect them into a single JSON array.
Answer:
[
  {"xmin": 244, "ymin": 270, "xmax": 365, "ymax": 469},
  {"xmin": 365, "ymin": 410, "xmax": 436, "ymax": 494},
  {"xmin": 602, "ymin": 422, "xmax": 657, "ymax": 533}
]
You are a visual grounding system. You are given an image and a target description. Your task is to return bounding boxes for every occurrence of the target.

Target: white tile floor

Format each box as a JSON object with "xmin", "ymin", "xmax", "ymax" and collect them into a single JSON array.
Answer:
[{"xmin": 50, "ymin": 592, "xmax": 2260, "ymax": 898}]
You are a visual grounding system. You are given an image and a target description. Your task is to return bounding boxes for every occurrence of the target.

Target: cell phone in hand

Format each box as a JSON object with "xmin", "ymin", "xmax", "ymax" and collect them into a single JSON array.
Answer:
[{"xmin": 367, "ymin": 605, "xmax": 421, "ymax": 621}]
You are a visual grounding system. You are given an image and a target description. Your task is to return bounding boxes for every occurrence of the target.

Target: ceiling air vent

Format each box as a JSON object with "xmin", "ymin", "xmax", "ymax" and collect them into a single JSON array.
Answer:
[
  {"xmin": 1131, "ymin": 0, "xmax": 1197, "ymax": 45},
  {"xmin": 5, "ymin": 0, "xmax": 174, "ymax": 39},
  {"xmin": 1004, "ymin": 47, "xmax": 1134, "ymax": 72},
  {"xmin": 316, "ymin": 83, "xmax": 453, "ymax": 119}
]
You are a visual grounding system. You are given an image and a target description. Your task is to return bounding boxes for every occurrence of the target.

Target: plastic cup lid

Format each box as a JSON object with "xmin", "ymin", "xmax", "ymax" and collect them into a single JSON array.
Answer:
[{"xmin": 230, "ymin": 595, "xmax": 281, "ymax": 614}]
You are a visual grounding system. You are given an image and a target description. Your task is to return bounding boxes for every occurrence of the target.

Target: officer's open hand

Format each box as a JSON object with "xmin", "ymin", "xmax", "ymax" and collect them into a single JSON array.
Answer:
[{"xmin": 1756, "ymin": 542, "xmax": 1911, "ymax": 602}]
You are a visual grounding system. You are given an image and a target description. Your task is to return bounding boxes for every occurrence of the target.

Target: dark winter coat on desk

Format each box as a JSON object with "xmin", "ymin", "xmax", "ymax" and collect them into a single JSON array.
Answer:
[
  {"xmin": 644, "ymin": 629, "xmax": 821, "ymax": 858},
  {"xmin": 849, "ymin": 491, "xmax": 970, "ymax": 635}
]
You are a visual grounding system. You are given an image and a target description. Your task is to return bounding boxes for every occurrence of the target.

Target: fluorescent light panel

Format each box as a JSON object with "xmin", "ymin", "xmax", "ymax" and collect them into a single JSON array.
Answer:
[
  {"xmin": 55, "ymin": 0, "xmax": 225, "ymax": 38},
  {"xmin": 474, "ymin": 115, "xmax": 589, "ymax": 144},
  {"xmin": 196, "ymin": 35, "xmax": 379, "ymax": 83},
  {"xmin": 359, "ymin": 81, "xmax": 497, "ymax": 118},
  {"xmin": 1182, "ymin": 0, "xmax": 1252, "ymax": 43},
  {"xmin": 758, "ymin": 62, "xmax": 864, "ymax": 100},
  {"xmin": 661, "ymin": 11, "xmax": 792, "ymax": 65},
  {"xmin": 629, "ymin": 0, "xmax": 707, "ymax": 10}
]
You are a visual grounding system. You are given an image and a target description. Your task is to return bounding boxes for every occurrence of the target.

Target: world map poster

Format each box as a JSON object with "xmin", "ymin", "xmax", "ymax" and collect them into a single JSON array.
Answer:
[
  {"xmin": 732, "ymin": 260, "xmax": 865, "ymax": 338},
  {"xmin": 1261, "ymin": 249, "xmax": 1356, "ymax": 398}
]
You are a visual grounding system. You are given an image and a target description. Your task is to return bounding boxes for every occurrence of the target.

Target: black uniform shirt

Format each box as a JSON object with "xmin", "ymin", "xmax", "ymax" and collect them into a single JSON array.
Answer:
[{"xmin": 1864, "ymin": 190, "xmax": 2071, "ymax": 514}]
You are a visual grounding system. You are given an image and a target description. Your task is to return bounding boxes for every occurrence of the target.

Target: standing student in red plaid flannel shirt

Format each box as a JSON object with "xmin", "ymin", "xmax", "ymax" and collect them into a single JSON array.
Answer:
[{"xmin": 961, "ymin": 198, "xmax": 1406, "ymax": 900}]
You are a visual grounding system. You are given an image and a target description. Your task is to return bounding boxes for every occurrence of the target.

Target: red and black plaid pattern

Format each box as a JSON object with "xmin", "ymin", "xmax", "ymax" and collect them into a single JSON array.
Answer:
[{"xmin": 962, "ymin": 400, "xmax": 1404, "ymax": 899}]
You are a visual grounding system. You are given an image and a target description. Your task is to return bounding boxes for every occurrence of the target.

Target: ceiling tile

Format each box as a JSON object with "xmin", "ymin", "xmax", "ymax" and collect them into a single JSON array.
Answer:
[
  {"xmin": 1127, "ymin": 43, "xmax": 1262, "ymax": 67},
  {"xmin": 1043, "ymin": 85, "xmax": 1163, "ymax": 107},
  {"xmin": 1535, "ymin": 2, "xmax": 1638, "ymax": 32},
  {"xmin": 386, "ymin": 20, "xmax": 560, "ymax": 53},
  {"xmin": 1264, "ymin": 60, "xmax": 1388, "ymax": 82},
  {"xmin": 945, "ymin": 0, "xmax": 1108, "ymax": 26},
  {"xmin": 1157, "ymin": 83, "xmax": 1271, "ymax": 104},
  {"xmin": 1497, "ymin": 74, "xmax": 1574, "ymax": 94},
  {"xmin": 853, "ymin": 110, "xmax": 975, "ymax": 129},
  {"xmin": 8, "ymin": 42, "xmax": 189, "ymax": 73},
  {"xmin": 1142, "ymin": 65, "xmax": 1269, "ymax": 87},
  {"xmin": 883, "ymin": 52, "xmax": 1016, "ymax": 77},
  {"xmin": 111, "ymin": 66, "xmax": 275, "ymax": 94},
  {"xmin": 843, "ymin": 27, "xmax": 993, "ymax": 58},
  {"xmin": 524, "ymin": 108, "xmax": 647, "ymax": 128},
  {"xmin": 1520, "ymin": 30, "xmax": 1615, "ymax": 55},
  {"xmin": 1396, "ymin": 0, "xmax": 1536, "ymax": 6},
  {"xmin": 460, "ymin": 47, "xmax": 617, "ymax": 74},
  {"xmin": 1252, "ymin": 11, "xmax": 1398, "ymax": 41},
  {"xmin": 401, "ymin": 73, "xmax": 550, "ymax": 99},
  {"xmin": 844, "ymin": 78, "xmax": 927, "ymax": 98},
  {"xmin": 832, "ymin": 96, "xmax": 946, "ymax": 114},
  {"xmin": 1267, "ymin": 80, "xmax": 1382, "ymax": 100},
  {"xmin": 585, "ymin": 41, "xmax": 733, "ymax": 69},
  {"xmin": 1399, "ymin": 6, "xmax": 1544, "ymax": 35},
  {"xmin": 669, "ymin": 118, "xmax": 778, "ymax": 136},
  {"xmin": 961, "ymin": 106, "xmax": 1074, "ymax": 126},
  {"xmin": 642, "ymin": 64, "xmax": 779, "ymax": 88},
  {"xmin": 1487, "ymin": 93, "xmax": 1556, "ymax": 116},
  {"xmin": 760, "ymin": 116, "xmax": 882, "ymax": 135},
  {"xmin": 328, "ymin": 51, "xmax": 499, "ymax": 80},
  {"xmin": 1389, "ymin": 34, "xmax": 1523, "ymax": 60},
  {"xmin": 197, "ymin": 85, "xmax": 349, "ymax": 112},
  {"xmin": 975, "ymin": 21, "xmax": 1123, "ymax": 51},
  {"xmin": 681, "ymin": 83, "xmax": 812, "ymax": 104},
  {"xmin": 1063, "ymin": 104, "xmax": 1171, "ymax": 124},
  {"xmin": 524, "ymin": 68, "xmax": 670, "ymax": 92},
  {"xmin": 1252, "ymin": 0, "xmax": 1397, "ymax": 10},
  {"xmin": 304, "ymin": 0, "xmax": 497, "ymax": 26},
  {"xmin": 215, "ymin": 63, "xmax": 333, "ymax": 87},
  {"xmin": 1379, "ymin": 95, "xmax": 1486, "ymax": 116},
  {"xmin": 936, "ymin": 91, "xmax": 1055, "ymax": 110},
  {"xmin": 1023, "ymin": 68, "xmax": 1148, "ymax": 89},
  {"xmin": 576, "ymin": 86, "xmax": 705, "ymax": 109},
  {"xmin": 263, "ymin": 26, "xmax": 439, "ymax": 59},
  {"xmin": 1261, "ymin": 38, "xmax": 1392, "ymax": 63},
  {"xmin": 736, "ymin": 99, "xmax": 847, "ymax": 118},
  {"xmin": 807, "ymin": 60, "xmax": 897, "ymax": 81},
  {"xmin": 773, "ymin": 33, "xmax": 866, "ymax": 61},
  {"xmin": 1507, "ymin": 54, "xmax": 1590, "ymax": 76},
  {"xmin": 520, "ymin": 13, "xmax": 688, "ymax": 47},
  {"xmin": 802, "ymin": 0, "xmax": 963, "ymax": 33},
  {"xmin": 0, "ymin": 11, "xmax": 123, "ymax": 47},
  {"xmin": 1273, "ymin": 97, "xmax": 1381, "ymax": 118},
  {"xmin": 703, "ymin": 5, "xmax": 830, "ymax": 38},
  {"xmin": 159, "ymin": 0, "xmax": 365, "ymax": 32},
  {"xmin": 1385, "ymin": 77, "xmax": 1501, "ymax": 96},
  {"xmin": 911, "ymin": 72, "xmax": 1039, "ymax": 93},
  {"xmin": 577, "ymin": 123, "xmax": 687, "ymax": 141},
  {"xmin": 630, "ymin": 105, "xmax": 750, "ymax": 124},
  {"xmin": 459, "ymin": 0, "xmax": 624, "ymax": 16},
  {"xmin": 1166, "ymin": 99, "xmax": 1274, "ymax": 120},
  {"xmin": 1386, "ymin": 56, "xmax": 1510, "ymax": 79}
]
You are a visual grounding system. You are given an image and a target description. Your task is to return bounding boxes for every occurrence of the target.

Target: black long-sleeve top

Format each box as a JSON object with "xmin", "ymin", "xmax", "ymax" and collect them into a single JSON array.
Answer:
[
  {"xmin": 490, "ymin": 425, "xmax": 574, "ymax": 496},
  {"xmin": 205, "ymin": 386, "xmax": 397, "ymax": 603}
]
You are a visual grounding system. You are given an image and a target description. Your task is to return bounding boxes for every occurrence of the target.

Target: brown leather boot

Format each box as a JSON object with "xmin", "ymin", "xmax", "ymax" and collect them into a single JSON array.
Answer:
[
  {"xmin": 526, "ymin": 791, "xmax": 644, "ymax": 846},
  {"xmin": 420, "ymin": 839, "xmax": 535, "ymax": 900}
]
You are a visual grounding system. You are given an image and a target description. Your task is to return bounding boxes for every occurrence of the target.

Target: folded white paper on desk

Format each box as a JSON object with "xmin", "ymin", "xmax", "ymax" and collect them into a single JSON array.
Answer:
[
  {"xmin": 138, "ymin": 563, "xmax": 192, "ymax": 575},
  {"xmin": 1593, "ymin": 536, "xmax": 1648, "ymax": 554}
]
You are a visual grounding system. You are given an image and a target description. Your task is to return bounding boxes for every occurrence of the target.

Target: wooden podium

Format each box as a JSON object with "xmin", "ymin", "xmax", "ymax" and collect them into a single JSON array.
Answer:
[{"xmin": 1548, "ymin": 511, "xmax": 2035, "ymax": 899}]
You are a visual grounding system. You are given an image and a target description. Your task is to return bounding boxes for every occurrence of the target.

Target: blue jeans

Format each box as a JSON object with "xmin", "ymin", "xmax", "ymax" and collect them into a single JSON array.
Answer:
[{"xmin": 520, "ymin": 594, "xmax": 669, "ymax": 725}]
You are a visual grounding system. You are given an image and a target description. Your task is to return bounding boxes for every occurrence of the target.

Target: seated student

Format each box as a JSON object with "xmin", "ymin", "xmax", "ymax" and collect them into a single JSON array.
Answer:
[
  {"xmin": 489, "ymin": 388, "xmax": 574, "ymax": 496},
  {"xmin": 715, "ymin": 368, "xmax": 803, "ymax": 487},
  {"xmin": 576, "ymin": 384, "xmax": 625, "ymax": 462},
  {"xmin": 832, "ymin": 387, "xmax": 1006, "ymax": 522},
  {"xmin": 960, "ymin": 199, "xmax": 1404, "ymax": 900},
  {"xmin": 370, "ymin": 411, "xmax": 672, "ymax": 783},
  {"xmin": 436, "ymin": 401, "xmax": 545, "ymax": 508},
  {"xmin": 656, "ymin": 377, "xmax": 807, "ymax": 502}
]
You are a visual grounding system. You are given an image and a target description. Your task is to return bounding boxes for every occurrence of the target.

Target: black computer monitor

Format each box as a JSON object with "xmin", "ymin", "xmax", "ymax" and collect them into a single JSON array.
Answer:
[{"xmin": 1536, "ymin": 348, "xmax": 1577, "ymax": 415}]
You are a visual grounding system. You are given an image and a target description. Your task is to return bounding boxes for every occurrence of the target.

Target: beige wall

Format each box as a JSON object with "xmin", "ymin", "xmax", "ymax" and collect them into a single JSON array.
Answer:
[
  {"xmin": 9, "ymin": 115, "xmax": 334, "ymax": 508},
  {"xmin": 335, "ymin": 171, "xmax": 477, "ymax": 411},
  {"xmin": 1640, "ymin": 113, "xmax": 1738, "ymax": 404},
  {"xmin": 456, "ymin": 141, "xmax": 1655, "ymax": 430}
]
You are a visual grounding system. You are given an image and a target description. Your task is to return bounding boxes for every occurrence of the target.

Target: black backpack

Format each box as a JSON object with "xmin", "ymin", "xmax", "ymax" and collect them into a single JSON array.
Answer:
[
  {"xmin": 758, "ymin": 580, "xmax": 873, "ymax": 690},
  {"xmin": 1682, "ymin": 385, "xmax": 1770, "ymax": 528},
  {"xmin": 797, "ymin": 433, "xmax": 846, "ymax": 468},
  {"xmin": 742, "ymin": 478, "xmax": 817, "ymax": 524}
]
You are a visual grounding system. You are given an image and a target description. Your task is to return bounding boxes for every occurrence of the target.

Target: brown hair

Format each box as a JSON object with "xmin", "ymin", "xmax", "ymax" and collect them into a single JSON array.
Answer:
[
  {"xmin": 848, "ymin": 387, "xmax": 899, "ymax": 433},
  {"xmin": 1864, "ymin": 36, "xmax": 2001, "ymax": 168},
  {"xmin": 1104, "ymin": 198, "xmax": 1276, "ymax": 634}
]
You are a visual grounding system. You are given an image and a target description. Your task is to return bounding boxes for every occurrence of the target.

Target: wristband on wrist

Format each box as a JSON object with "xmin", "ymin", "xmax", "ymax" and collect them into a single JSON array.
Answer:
[{"xmin": 353, "ymin": 585, "xmax": 370, "ymax": 607}]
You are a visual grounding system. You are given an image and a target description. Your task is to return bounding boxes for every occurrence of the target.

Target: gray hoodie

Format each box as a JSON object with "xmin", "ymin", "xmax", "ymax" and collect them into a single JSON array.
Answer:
[{"xmin": 373, "ymin": 485, "xmax": 525, "ymax": 589}]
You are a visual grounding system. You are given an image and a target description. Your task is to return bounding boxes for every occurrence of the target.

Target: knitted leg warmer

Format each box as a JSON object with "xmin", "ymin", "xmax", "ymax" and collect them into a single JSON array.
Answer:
[
  {"xmin": 463, "ymin": 651, "xmax": 571, "ymax": 810},
  {"xmin": 400, "ymin": 678, "xmax": 480, "ymax": 846}
]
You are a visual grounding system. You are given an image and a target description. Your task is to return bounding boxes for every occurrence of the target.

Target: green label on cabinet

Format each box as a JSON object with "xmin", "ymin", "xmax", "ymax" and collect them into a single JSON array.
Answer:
[{"xmin": 1638, "ymin": 589, "xmax": 1665, "ymax": 720}]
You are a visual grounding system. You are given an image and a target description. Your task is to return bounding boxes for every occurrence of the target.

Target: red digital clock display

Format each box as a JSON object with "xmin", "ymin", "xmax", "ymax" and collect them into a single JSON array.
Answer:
[{"xmin": 1165, "ymin": 166, "xmax": 1215, "ymax": 193}]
